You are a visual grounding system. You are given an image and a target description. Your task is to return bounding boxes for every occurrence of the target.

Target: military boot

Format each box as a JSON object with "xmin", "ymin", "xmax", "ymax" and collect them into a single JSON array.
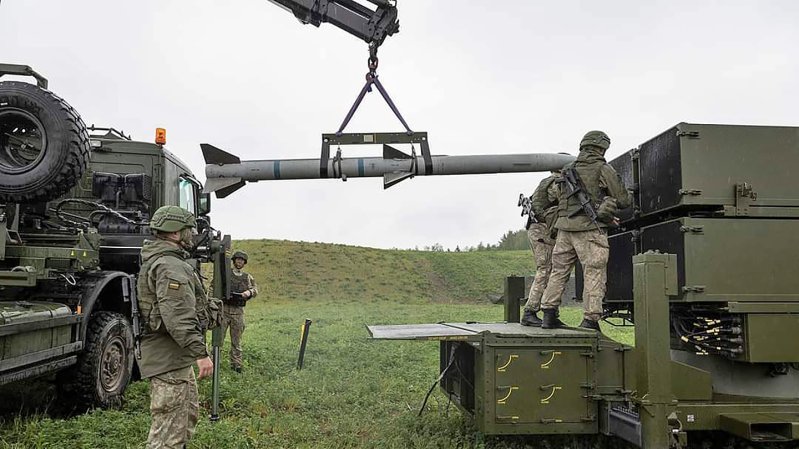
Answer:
[
  {"xmin": 541, "ymin": 309, "xmax": 564, "ymax": 329},
  {"xmin": 520, "ymin": 309, "xmax": 542, "ymax": 327},
  {"xmin": 579, "ymin": 319, "xmax": 601, "ymax": 331}
]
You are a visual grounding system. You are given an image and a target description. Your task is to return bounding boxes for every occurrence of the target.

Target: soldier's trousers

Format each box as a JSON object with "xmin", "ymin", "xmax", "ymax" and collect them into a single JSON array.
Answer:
[
  {"xmin": 523, "ymin": 223, "xmax": 554, "ymax": 312},
  {"xmin": 147, "ymin": 365, "xmax": 199, "ymax": 449},
  {"xmin": 221, "ymin": 304, "xmax": 246, "ymax": 368},
  {"xmin": 541, "ymin": 229, "xmax": 609, "ymax": 322}
]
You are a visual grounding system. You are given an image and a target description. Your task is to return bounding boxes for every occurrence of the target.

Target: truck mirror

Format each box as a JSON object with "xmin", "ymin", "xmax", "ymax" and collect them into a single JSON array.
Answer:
[{"xmin": 198, "ymin": 192, "xmax": 211, "ymax": 216}]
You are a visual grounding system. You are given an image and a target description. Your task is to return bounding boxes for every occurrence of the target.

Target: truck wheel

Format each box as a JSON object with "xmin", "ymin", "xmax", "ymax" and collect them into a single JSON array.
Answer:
[
  {"xmin": 0, "ymin": 81, "xmax": 90, "ymax": 203},
  {"xmin": 58, "ymin": 311, "xmax": 134, "ymax": 410}
]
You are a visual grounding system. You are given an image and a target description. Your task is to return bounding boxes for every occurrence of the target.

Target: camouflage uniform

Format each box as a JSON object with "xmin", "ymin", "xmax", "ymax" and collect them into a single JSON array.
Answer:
[
  {"xmin": 138, "ymin": 208, "xmax": 208, "ymax": 449},
  {"xmin": 222, "ymin": 257, "xmax": 258, "ymax": 371},
  {"xmin": 540, "ymin": 132, "xmax": 631, "ymax": 328},
  {"xmin": 523, "ymin": 173, "xmax": 560, "ymax": 315}
]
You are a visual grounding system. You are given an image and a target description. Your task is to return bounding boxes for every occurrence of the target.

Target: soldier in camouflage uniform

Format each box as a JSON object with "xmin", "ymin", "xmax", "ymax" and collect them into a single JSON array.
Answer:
[
  {"xmin": 521, "ymin": 170, "xmax": 561, "ymax": 326},
  {"xmin": 540, "ymin": 131, "xmax": 631, "ymax": 331},
  {"xmin": 137, "ymin": 206, "xmax": 213, "ymax": 449},
  {"xmin": 221, "ymin": 250, "xmax": 258, "ymax": 373}
]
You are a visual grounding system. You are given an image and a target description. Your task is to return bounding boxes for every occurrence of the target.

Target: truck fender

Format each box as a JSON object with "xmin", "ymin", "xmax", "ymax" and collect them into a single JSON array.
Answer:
[{"xmin": 77, "ymin": 271, "xmax": 134, "ymax": 341}]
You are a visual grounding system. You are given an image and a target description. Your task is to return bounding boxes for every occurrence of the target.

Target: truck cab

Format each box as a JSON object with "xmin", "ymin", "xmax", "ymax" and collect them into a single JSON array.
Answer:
[{"xmin": 0, "ymin": 66, "xmax": 221, "ymax": 410}]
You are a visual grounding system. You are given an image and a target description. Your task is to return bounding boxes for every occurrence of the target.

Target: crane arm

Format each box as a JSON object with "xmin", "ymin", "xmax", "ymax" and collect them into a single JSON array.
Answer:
[{"xmin": 265, "ymin": 0, "xmax": 399, "ymax": 48}]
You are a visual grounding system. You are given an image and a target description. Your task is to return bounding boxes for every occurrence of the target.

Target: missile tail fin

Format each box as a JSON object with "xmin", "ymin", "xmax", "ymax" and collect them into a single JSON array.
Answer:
[
  {"xmin": 383, "ymin": 172, "xmax": 414, "ymax": 189},
  {"xmin": 383, "ymin": 144, "xmax": 412, "ymax": 160},
  {"xmin": 201, "ymin": 143, "xmax": 241, "ymax": 165},
  {"xmin": 203, "ymin": 177, "xmax": 246, "ymax": 198}
]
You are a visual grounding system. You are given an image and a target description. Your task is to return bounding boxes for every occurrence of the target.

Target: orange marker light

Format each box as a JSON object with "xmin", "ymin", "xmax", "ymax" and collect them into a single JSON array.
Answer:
[{"xmin": 155, "ymin": 128, "xmax": 167, "ymax": 146}]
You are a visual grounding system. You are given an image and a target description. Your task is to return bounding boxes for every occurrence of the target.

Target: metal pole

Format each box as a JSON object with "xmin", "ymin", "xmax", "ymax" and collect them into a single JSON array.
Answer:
[
  {"xmin": 210, "ymin": 327, "xmax": 221, "ymax": 421},
  {"xmin": 297, "ymin": 319, "xmax": 313, "ymax": 370},
  {"xmin": 632, "ymin": 251, "xmax": 682, "ymax": 448},
  {"xmin": 503, "ymin": 275, "xmax": 525, "ymax": 323}
]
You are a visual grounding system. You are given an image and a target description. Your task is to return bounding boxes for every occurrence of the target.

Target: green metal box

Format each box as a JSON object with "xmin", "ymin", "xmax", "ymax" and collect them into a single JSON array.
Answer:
[
  {"xmin": 743, "ymin": 314, "xmax": 799, "ymax": 363},
  {"xmin": 611, "ymin": 123, "xmax": 799, "ymax": 220},
  {"xmin": 368, "ymin": 323, "xmax": 630, "ymax": 435},
  {"xmin": 606, "ymin": 217, "xmax": 799, "ymax": 304},
  {"xmin": 0, "ymin": 301, "xmax": 77, "ymax": 374}
]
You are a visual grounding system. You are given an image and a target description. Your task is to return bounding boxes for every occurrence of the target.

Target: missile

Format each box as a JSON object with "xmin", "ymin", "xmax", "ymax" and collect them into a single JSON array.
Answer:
[{"xmin": 202, "ymin": 132, "xmax": 575, "ymax": 198}]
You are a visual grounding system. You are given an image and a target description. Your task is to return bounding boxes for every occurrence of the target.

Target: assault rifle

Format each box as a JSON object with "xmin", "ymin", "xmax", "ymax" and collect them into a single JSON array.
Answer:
[
  {"xmin": 560, "ymin": 167, "xmax": 602, "ymax": 232},
  {"xmin": 121, "ymin": 275, "xmax": 142, "ymax": 360},
  {"xmin": 518, "ymin": 193, "xmax": 536, "ymax": 229}
]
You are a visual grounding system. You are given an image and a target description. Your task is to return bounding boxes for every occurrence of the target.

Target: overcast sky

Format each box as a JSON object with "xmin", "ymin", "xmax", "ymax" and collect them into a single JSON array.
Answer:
[{"xmin": 2, "ymin": 1, "xmax": 797, "ymax": 249}]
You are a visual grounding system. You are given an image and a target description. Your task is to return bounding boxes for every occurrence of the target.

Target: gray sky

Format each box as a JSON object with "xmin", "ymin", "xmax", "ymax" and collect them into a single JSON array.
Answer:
[{"xmin": 2, "ymin": 1, "xmax": 797, "ymax": 249}]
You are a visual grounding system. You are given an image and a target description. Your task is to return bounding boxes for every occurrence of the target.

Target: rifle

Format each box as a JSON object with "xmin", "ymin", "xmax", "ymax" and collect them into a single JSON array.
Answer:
[
  {"xmin": 122, "ymin": 275, "xmax": 142, "ymax": 360},
  {"xmin": 560, "ymin": 167, "xmax": 602, "ymax": 232},
  {"xmin": 517, "ymin": 193, "xmax": 536, "ymax": 229}
]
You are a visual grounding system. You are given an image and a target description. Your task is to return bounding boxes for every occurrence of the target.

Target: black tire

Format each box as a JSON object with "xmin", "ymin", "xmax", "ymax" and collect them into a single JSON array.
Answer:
[
  {"xmin": 58, "ymin": 311, "xmax": 134, "ymax": 410},
  {"xmin": 0, "ymin": 81, "xmax": 90, "ymax": 203}
]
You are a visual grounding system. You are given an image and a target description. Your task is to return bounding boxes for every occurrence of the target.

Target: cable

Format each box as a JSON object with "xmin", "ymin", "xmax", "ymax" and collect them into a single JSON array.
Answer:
[{"xmin": 418, "ymin": 344, "xmax": 458, "ymax": 416}]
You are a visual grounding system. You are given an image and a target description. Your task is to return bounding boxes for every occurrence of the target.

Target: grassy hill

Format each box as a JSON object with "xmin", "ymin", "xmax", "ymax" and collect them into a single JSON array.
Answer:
[
  {"xmin": 0, "ymin": 240, "xmax": 632, "ymax": 449},
  {"xmin": 235, "ymin": 240, "xmax": 536, "ymax": 303}
]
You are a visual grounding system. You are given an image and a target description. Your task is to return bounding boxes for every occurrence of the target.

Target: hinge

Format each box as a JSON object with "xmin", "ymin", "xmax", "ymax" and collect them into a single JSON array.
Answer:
[
  {"xmin": 682, "ymin": 285, "xmax": 706, "ymax": 293},
  {"xmin": 676, "ymin": 130, "xmax": 700, "ymax": 138},
  {"xmin": 734, "ymin": 182, "xmax": 757, "ymax": 216},
  {"xmin": 679, "ymin": 225, "xmax": 704, "ymax": 234},
  {"xmin": 678, "ymin": 189, "xmax": 702, "ymax": 196},
  {"xmin": 540, "ymin": 418, "xmax": 563, "ymax": 424}
]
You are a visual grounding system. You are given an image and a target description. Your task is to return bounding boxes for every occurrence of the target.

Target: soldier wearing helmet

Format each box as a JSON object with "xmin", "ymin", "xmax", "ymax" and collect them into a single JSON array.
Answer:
[
  {"xmin": 540, "ymin": 131, "xmax": 631, "ymax": 331},
  {"xmin": 521, "ymin": 167, "xmax": 562, "ymax": 327},
  {"xmin": 137, "ymin": 205, "xmax": 213, "ymax": 449},
  {"xmin": 222, "ymin": 249, "xmax": 258, "ymax": 373}
]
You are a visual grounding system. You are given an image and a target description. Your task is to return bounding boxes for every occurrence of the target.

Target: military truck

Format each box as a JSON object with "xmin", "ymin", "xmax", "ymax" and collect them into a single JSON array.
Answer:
[{"xmin": 0, "ymin": 63, "xmax": 225, "ymax": 410}]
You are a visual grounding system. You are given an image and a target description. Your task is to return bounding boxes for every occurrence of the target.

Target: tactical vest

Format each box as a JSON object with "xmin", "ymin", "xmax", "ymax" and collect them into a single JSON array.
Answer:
[
  {"xmin": 137, "ymin": 253, "xmax": 172, "ymax": 335},
  {"xmin": 531, "ymin": 175, "xmax": 558, "ymax": 222},
  {"xmin": 558, "ymin": 159, "xmax": 604, "ymax": 219},
  {"xmin": 138, "ymin": 252, "xmax": 218, "ymax": 332},
  {"xmin": 226, "ymin": 270, "xmax": 250, "ymax": 307}
]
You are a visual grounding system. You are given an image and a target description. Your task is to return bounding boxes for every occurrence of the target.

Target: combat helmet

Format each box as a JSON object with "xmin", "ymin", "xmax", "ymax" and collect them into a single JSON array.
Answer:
[
  {"xmin": 150, "ymin": 206, "xmax": 196, "ymax": 232},
  {"xmin": 232, "ymin": 250, "xmax": 248, "ymax": 263},
  {"xmin": 579, "ymin": 130, "xmax": 611, "ymax": 151}
]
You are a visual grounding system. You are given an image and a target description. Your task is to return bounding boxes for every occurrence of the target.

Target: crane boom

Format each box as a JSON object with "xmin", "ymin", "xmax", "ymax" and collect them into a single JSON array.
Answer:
[{"xmin": 265, "ymin": 0, "xmax": 399, "ymax": 48}]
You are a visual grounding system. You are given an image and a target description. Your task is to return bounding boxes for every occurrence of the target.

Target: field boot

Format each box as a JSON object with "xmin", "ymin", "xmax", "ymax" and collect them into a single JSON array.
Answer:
[
  {"xmin": 579, "ymin": 319, "xmax": 601, "ymax": 331},
  {"xmin": 520, "ymin": 309, "xmax": 542, "ymax": 327},
  {"xmin": 541, "ymin": 309, "xmax": 564, "ymax": 329}
]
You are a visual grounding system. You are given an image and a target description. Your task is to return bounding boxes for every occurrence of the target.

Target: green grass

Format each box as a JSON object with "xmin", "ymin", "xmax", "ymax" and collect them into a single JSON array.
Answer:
[{"xmin": 0, "ymin": 240, "xmax": 633, "ymax": 449}]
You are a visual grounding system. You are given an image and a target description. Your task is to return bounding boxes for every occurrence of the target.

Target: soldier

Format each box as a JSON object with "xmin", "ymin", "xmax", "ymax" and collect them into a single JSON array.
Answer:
[
  {"xmin": 137, "ymin": 206, "xmax": 213, "ymax": 449},
  {"xmin": 221, "ymin": 250, "xmax": 258, "ymax": 373},
  {"xmin": 540, "ymin": 131, "xmax": 631, "ymax": 331},
  {"xmin": 520, "ymin": 170, "xmax": 561, "ymax": 326}
]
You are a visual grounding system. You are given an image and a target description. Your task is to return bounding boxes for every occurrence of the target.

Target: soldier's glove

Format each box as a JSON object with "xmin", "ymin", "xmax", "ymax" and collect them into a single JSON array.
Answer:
[{"xmin": 596, "ymin": 197, "xmax": 619, "ymax": 224}]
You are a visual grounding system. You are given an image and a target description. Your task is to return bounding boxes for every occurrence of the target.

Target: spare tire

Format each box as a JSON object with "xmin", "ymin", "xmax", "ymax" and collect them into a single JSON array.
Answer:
[{"xmin": 0, "ymin": 81, "xmax": 90, "ymax": 203}]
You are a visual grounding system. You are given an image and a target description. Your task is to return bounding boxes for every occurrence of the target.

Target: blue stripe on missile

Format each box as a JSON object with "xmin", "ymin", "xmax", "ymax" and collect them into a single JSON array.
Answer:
[
  {"xmin": 274, "ymin": 160, "xmax": 281, "ymax": 179},
  {"xmin": 358, "ymin": 158, "xmax": 364, "ymax": 177}
]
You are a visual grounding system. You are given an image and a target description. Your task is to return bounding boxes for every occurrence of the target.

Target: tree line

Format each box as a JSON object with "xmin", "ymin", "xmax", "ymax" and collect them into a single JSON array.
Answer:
[{"xmin": 418, "ymin": 229, "xmax": 530, "ymax": 252}]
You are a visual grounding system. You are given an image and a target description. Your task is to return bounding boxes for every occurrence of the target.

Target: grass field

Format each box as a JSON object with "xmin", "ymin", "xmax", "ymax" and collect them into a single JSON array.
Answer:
[{"xmin": 0, "ymin": 240, "xmax": 633, "ymax": 449}]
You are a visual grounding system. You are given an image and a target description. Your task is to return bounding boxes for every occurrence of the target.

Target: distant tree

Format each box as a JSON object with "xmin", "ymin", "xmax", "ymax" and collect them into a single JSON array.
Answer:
[
  {"xmin": 497, "ymin": 229, "xmax": 530, "ymax": 251},
  {"xmin": 455, "ymin": 245, "xmax": 461, "ymax": 252}
]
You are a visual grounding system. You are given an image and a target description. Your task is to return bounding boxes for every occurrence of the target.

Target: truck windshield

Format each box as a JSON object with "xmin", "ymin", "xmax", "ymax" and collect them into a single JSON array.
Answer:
[{"xmin": 178, "ymin": 177, "xmax": 196, "ymax": 215}]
